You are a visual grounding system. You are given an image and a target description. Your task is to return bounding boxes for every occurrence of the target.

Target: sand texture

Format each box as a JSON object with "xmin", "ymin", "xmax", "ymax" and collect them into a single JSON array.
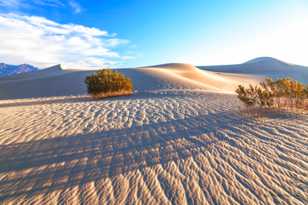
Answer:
[{"xmin": 0, "ymin": 64, "xmax": 307, "ymax": 205}]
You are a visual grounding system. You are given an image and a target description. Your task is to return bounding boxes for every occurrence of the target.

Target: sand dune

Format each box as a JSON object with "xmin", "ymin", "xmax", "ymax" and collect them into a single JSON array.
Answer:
[
  {"xmin": 199, "ymin": 57, "xmax": 308, "ymax": 83},
  {"xmin": 139, "ymin": 63, "xmax": 261, "ymax": 92},
  {"xmin": 0, "ymin": 63, "xmax": 261, "ymax": 99},
  {"xmin": 0, "ymin": 63, "xmax": 307, "ymax": 204}
]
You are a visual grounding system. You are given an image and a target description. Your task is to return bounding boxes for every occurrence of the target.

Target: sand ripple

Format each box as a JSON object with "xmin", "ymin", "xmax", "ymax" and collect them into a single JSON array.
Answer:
[{"xmin": 0, "ymin": 90, "xmax": 307, "ymax": 205}]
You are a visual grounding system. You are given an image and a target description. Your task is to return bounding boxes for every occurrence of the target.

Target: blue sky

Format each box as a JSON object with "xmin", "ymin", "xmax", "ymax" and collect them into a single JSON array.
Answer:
[{"xmin": 0, "ymin": 0, "xmax": 307, "ymax": 68}]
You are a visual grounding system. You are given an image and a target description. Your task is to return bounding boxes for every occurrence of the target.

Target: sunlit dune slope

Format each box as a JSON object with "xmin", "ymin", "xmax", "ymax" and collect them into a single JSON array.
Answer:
[{"xmin": 138, "ymin": 63, "xmax": 261, "ymax": 92}]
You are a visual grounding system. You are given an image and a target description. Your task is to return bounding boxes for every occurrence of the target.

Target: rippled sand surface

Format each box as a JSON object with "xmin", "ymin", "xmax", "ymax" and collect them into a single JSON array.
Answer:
[{"xmin": 0, "ymin": 90, "xmax": 307, "ymax": 205}]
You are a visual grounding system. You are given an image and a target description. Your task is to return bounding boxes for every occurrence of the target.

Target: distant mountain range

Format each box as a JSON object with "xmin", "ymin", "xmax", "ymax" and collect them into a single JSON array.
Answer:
[{"xmin": 0, "ymin": 63, "xmax": 39, "ymax": 77}]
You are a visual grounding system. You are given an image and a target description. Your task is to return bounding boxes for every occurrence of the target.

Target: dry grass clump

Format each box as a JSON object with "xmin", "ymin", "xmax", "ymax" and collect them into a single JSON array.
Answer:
[
  {"xmin": 236, "ymin": 77, "xmax": 308, "ymax": 116},
  {"xmin": 85, "ymin": 69, "xmax": 133, "ymax": 99}
]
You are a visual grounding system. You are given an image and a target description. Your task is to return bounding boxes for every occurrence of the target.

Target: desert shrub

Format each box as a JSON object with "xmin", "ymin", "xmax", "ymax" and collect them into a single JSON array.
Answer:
[
  {"xmin": 236, "ymin": 83, "xmax": 274, "ymax": 108},
  {"xmin": 305, "ymin": 86, "xmax": 308, "ymax": 98},
  {"xmin": 236, "ymin": 85, "xmax": 259, "ymax": 107},
  {"xmin": 236, "ymin": 77, "xmax": 308, "ymax": 111},
  {"xmin": 274, "ymin": 78, "xmax": 305, "ymax": 107},
  {"xmin": 85, "ymin": 69, "xmax": 133, "ymax": 99}
]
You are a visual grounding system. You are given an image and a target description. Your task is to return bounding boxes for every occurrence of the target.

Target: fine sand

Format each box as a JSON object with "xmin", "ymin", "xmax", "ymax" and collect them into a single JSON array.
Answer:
[{"xmin": 0, "ymin": 64, "xmax": 307, "ymax": 205}]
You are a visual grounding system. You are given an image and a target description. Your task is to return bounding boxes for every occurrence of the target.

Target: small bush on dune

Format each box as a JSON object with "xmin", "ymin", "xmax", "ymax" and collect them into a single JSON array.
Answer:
[
  {"xmin": 236, "ymin": 77, "xmax": 308, "ymax": 115},
  {"xmin": 85, "ymin": 69, "xmax": 133, "ymax": 99},
  {"xmin": 304, "ymin": 85, "xmax": 308, "ymax": 109}
]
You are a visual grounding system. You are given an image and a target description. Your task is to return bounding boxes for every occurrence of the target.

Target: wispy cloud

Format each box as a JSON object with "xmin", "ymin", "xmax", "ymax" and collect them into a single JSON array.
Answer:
[
  {"xmin": 0, "ymin": 0, "xmax": 20, "ymax": 8},
  {"xmin": 69, "ymin": 0, "xmax": 82, "ymax": 14},
  {"xmin": 32, "ymin": 0, "xmax": 64, "ymax": 7},
  {"xmin": 0, "ymin": 0, "xmax": 63, "ymax": 8},
  {"xmin": 0, "ymin": 0, "xmax": 82, "ymax": 13},
  {"xmin": 0, "ymin": 13, "xmax": 131, "ymax": 69}
]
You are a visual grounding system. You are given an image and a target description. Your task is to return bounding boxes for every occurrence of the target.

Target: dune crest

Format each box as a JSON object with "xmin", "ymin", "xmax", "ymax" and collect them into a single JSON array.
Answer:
[
  {"xmin": 139, "ymin": 63, "xmax": 261, "ymax": 93},
  {"xmin": 200, "ymin": 57, "xmax": 308, "ymax": 83}
]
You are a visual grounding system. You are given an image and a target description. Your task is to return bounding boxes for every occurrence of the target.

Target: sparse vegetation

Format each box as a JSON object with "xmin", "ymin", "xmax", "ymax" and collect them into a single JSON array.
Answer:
[
  {"xmin": 85, "ymin": 69, "xmax": 133, "ymax": 99},
  {"xmin": 236, "ymin": 77, "xmax": 308, "ymax": 114}
]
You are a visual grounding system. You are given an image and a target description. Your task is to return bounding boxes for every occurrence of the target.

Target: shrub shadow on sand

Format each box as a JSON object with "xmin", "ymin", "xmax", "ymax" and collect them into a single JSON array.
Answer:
[{"xmin": 0, "ymin": 111, "xmax": 253, "ymax": 200}]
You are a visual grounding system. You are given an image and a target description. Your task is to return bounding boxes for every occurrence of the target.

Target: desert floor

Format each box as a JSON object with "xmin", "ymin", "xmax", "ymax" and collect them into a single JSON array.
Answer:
[{"xmin": 0, "ymin": 64, "xmax": 307, "ymax": 205}]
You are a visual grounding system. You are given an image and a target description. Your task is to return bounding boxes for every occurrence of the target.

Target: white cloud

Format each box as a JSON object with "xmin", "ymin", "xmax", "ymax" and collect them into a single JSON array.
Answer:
[{"xmin": 0, "ymin": 13, "xmax": 131, "ymax": 69}]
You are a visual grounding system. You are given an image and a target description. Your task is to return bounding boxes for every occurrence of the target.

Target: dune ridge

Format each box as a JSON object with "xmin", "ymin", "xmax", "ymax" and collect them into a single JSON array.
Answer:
[
  {"xmin": 199, "ymin": 57, "xmax": 308, "ymax": 83},
  {"xmin": 0, "ymin": 63, "xmax": 261, "ymax": 99}
]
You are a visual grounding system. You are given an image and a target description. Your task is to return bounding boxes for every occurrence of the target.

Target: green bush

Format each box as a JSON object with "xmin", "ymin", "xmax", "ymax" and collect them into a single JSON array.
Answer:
[
  {"xmin": 85, "ymin": 69, "xmax": 133, "ymax": 99},
  {"xmin": 236, "ymin": 77, "xmax": 308, "ymax": 110}
]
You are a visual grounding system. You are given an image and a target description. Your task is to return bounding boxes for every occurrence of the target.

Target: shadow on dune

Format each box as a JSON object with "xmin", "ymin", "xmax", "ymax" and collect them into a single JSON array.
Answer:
[
  {"xmin": 0, "ymin": 111, "xmax": 251, "ymax": 200},
  {"xmin": 0, "ymin": 68, "xmax": 175, "ymax": 100}
]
